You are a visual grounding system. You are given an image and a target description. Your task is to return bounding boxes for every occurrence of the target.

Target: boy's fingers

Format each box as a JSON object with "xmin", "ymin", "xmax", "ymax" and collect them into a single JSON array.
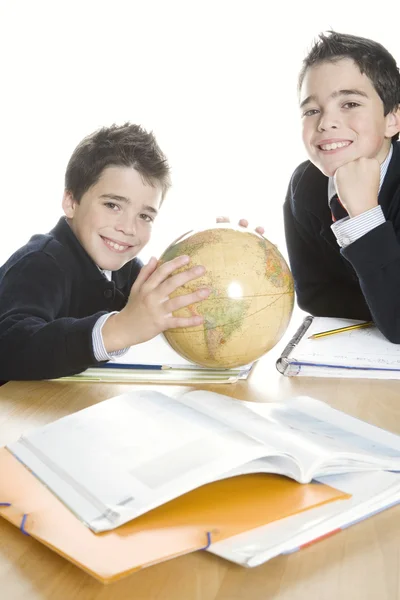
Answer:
[
  {"xmin": 164, "ymin": 288, "xmax": 210, "ymax": 313},
  {"xmin": 167, "ymin": 314, "xmax": 205, "ymax": 329},
  {"xmin": 158, "ymin": 265, "xmax": 206, "ymax": 298},
  {"xmin": 238, "ymin": 219, "xmax": 264, "ymax": 235},
  {"xmin": 131, "ymin": 256, "xmax": 158, "ymax": 289},
  {"xmin": 216, "ymin": 216, "xmax": 230, "ymax": 223},
  {"xmin": 142, "ymin": 255, "xmax": 191, "ymax": 291}
]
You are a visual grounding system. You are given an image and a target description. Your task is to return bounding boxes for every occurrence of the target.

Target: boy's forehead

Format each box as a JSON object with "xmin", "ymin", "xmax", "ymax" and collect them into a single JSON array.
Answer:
[
  {"xmin": 89, "ymin": 166, "xmax": 162, "ymax": 206},
  {"xmin": 299, "ymin": 58, "xmax": 374, "ymax": 104},
  {"xmin": 99, "ymin": 166, "xmax": 161, "ymax": 193}
]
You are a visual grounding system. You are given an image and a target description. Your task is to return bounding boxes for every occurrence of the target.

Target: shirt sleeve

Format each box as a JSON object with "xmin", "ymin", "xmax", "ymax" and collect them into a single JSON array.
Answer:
[
  {"xmin": 92, "ymin": 312, "xmax": 130, "ymax": 361},
  {"xmin": 331, "ymin": 206, "xmax": 386, "ymax": 248}
]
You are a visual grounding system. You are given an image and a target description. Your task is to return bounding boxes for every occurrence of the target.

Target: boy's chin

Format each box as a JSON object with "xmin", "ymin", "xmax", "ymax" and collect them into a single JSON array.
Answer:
[
  {"xmin": 96, "ymin": 252, "xmax": 135, "ymax": 271},
  {"xmin": 98, "ymin": 258, "xmax": 131, "ymax": 271},
  {"xmin": 310, "ymin": 158, "xmax": 338, "ymax": 178}
]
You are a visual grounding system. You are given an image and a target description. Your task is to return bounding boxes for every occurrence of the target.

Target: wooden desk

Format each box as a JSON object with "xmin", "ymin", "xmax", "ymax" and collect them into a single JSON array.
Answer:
[{"xmin": 1, "ymin": 358, "xmax": 400, "ymax": 600}]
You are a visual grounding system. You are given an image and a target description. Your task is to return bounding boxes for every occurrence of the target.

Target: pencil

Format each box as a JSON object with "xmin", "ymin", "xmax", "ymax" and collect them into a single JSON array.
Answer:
[{"xmin": 308, "ymin": 321, "xmax": 373, "ymax": 339}]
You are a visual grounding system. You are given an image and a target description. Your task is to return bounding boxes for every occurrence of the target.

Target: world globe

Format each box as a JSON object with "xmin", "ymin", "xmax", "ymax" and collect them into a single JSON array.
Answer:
[{"xmin": 159, "ymin": 225, "xmax": 294, "ymax": 369}]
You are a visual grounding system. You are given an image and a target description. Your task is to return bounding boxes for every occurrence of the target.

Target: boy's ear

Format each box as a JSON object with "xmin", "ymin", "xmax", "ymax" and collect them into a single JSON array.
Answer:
[
  {"xmin": 385, "ymin": 105, "xmax": 400, "ymax": 138},
  {"xmin": 62, "ymin": 191, "xmax": 77, "ymax": 219}
]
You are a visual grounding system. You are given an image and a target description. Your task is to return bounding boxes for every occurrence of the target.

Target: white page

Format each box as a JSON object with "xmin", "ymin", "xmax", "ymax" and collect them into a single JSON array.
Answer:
[
  {"xmin": 104, "ymin": 333, "xmax": 251, "ymax": 373},
  {"xmin": 107, "ymin": 334, "xmax": 196, "ymax": 367},
  {"xmin": 209, "ymin": 470, "xmax": 400, "ymax": 567},
  {"xmin": 292, "ymin": 317, "xmax": 400, "ymax": 370},
  {"xmin": 179, "ymin": 392, "xmax": 328, "ymax": 481},
  {"xmin": 182, "ymin": 392, "xmax": 400, "ymax": 481},
  {"xmin": 8, "ymin": 390, "xmax": 280, "ymax": 532}
]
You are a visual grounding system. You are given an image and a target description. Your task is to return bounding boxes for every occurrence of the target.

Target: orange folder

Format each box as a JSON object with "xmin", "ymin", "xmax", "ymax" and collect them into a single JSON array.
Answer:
[{"xmin": 0, "ymin": 448, "xmax": 349, "ymax": 583}]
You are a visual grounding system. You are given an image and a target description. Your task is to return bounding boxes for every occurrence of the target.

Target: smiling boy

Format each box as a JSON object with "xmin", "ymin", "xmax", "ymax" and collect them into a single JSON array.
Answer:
[
  {"xmin": 0, "ymin": 123, "xmax": 209, "ymax": 381},
  {"xmin": 284, "ymin": 31, "xmax": 400, "ymax": 342}
]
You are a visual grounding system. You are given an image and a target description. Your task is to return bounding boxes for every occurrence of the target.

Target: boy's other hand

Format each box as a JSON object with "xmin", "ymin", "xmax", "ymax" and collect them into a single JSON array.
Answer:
[
  {"xmin": 216, "ymin": 216, "xmax": 265, "ymax": 236},
  {"xmin": 102, "ymin": 255, "xmax": 210, "ymax": 351},
  {"xmin": 334, "ymin": 157, "xmax": 380, "ymax": 218}
]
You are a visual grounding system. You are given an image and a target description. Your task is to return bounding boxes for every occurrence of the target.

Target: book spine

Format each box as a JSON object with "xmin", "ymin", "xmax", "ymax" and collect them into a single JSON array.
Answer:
[{"xmin": 276, "ymin": 316, "xmax": 313, "ymax": 376}]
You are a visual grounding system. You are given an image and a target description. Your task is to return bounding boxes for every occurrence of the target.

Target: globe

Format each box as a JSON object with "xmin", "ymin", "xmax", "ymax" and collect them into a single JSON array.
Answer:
[{"xmin": 159, "ymin": 225, "xmax": 294, "ymax": 369}]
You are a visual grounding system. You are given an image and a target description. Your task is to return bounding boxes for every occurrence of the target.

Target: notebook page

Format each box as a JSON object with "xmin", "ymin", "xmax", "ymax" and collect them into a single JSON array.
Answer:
[
  {"xmin": 103, "ymin": 334, "xmax": 251, "ymax": 372},
  {"xmin": 292, "ymin": 317, "xmax": 400, "ymax": 369},
  {"xmin": 102, "ymin": 334, "xmax": 197, "ymax": 367}
]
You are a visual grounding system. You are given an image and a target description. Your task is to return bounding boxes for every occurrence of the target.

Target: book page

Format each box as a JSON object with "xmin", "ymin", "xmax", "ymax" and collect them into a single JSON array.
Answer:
[
  {"xmin": 293, "ymin": 317, "xmax": 400, "ymax": 370},
  {"xmin": 180, "ymin": 391, "xmax": 337, "ymax": 481},
  {"xmin": 8, "ymin": 390, "xmax": 277, "ymax": 532},
  {"xmin": 182, "ymin": 392, "xmax": 400, "ymax": 481},
  {"xmin": 102, "ymin": 334, "xmax": 250, "ymax": 373},
  {"xmin": 106, "ymin": 334, "xmax": 196, "ymax": 367}
]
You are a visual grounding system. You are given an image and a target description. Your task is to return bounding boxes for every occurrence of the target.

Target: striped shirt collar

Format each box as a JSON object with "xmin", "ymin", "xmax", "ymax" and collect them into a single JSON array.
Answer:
[
  {"xmin": 98, "ymin": 267, "xmax": 112, "ymax": 281},
  {"xmin": 328, "ymin": 144, "xmax": 394, "ymax": 202}
]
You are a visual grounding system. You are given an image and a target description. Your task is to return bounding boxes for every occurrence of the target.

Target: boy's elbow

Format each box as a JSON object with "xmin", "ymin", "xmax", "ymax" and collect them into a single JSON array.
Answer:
[
  {"xmin": 379, "ymin": 327, "xmax": 400, "ymax": 345},
  {"xmin": 372, "ymin": 316, "xmax": 400, "ymax": 344}
]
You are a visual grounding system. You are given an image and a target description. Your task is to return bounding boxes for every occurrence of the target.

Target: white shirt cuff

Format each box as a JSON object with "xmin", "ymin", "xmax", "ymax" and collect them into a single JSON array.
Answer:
[
  {"xmin": 92, "ymin": 312, "xmax": 129, "ymax": 361},
  {"xmin": 331, "ymin": 206, "xmax": 386, "ymax": 248}
]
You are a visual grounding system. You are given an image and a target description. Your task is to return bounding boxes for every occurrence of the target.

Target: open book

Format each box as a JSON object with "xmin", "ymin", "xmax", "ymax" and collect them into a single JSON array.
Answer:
[
  {"xmin": 277, "ymin": 316, "xmax": 400, "ymax": 378},
  {"xmin": 7, "ymin": 390, "xmax": 400, "ymax": 533}
]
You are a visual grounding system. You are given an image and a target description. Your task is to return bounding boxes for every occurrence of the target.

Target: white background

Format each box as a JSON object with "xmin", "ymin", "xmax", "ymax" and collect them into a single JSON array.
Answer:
[{"xmin": 0, "ymin": 0, "xmax": 399, "ymax": 265}]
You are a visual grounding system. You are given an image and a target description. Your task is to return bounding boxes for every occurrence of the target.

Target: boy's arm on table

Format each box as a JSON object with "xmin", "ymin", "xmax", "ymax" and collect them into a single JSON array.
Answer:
[
  {"xmin": 0, "ymin": 252, "xmax": 104, "ymax": 381},
  {"xmin": 331, "ymin": 156, "xmax": 400, "ymax": 342},
  {"xmin": 283, "ymin": 196, "xmax": 369, "ymax": 319},
  {"xmin": 342, "ymin": 220, "xmax": 400, "ymax": 343}
]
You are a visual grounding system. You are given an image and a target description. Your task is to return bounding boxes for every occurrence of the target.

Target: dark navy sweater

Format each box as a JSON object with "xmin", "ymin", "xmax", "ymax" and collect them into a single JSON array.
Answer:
[
  {"xmin": 0, "ymin": 218, "xmax": 142, "ymax": 381},
  {"xmin": 284, "ymin": 141, "xmax": 400, "ymax": 343}
]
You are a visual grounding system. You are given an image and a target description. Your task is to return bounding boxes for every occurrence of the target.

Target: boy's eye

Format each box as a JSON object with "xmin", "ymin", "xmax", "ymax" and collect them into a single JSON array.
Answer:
[
  {"xmin": 105, "ymin": 202, "xmax": 120, "ymax": 211},
  {"xmin": 343, "ymin": 102, "xmax": 360, "ymax": 109},
  {"xmin": 303, "ymin": 108, "xmax": 320, "ymax": 117},
  {"xmin": 140, "ymin": 213, "xmax": 154, "ymax": 223}
]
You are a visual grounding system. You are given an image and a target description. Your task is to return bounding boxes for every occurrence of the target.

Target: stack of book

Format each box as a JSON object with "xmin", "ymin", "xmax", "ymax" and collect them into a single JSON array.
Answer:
[
  {"xmin": 1, "ymin": 390, "xmax": 400, "ymax": 582},
  {"xmin": 59, "ymin": 334, "xmax": 253, "ymax": 384}
]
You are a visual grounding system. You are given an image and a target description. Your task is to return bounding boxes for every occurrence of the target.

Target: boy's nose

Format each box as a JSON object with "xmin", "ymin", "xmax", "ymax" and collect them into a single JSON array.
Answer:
[
  {"xmin": 317, "ymin": 115, "xmax": 340, "ymax": 132},
  {"xmin": 116, "ymin": 216, "xmax": 136, "ymax": 236}
]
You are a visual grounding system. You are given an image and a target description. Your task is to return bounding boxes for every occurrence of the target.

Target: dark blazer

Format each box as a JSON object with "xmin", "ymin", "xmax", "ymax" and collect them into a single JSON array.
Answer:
[
  {"xmin": 0, "ymin": 218, "xmax": 142, "ymax": 381},
  {"xmin": 284, "ymin": 141, "xmax": 400, "ymax": 342}
]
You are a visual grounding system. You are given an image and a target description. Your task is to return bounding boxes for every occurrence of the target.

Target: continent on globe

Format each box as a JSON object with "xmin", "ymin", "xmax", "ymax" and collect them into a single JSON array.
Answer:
[{"xmin": 159, "ymin": 225, "xmax": 294, "ymax": 368}]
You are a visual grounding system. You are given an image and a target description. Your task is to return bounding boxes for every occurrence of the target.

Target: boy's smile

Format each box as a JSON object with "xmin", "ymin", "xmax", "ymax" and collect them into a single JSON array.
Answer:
[
  {"xmin": 101, "ymin": 235, "xmax": 135, "ymax": 254},
  {"xmin": 299, "ymin": 58, "xmax": 396, "ymax": 177},
  {"xmin": 62, "ymin": 166, "xmax": 162, "ymax": 271}
]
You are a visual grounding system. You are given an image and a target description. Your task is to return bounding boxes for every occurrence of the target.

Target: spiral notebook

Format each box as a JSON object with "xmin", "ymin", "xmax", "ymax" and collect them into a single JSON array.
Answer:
[{"xmin": 277, "ymin": 316, "xmax": 400, "ymax": 378}]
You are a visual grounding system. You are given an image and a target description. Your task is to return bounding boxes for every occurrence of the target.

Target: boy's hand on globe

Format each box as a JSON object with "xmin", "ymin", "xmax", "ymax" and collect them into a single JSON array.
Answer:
[
  {"xmin": 216, "ymin": 216, "xmax": 265, "ymax": 236},
  {"xmin": 102, "ymin": 255, "xmax": 210, "ymax": 351}
]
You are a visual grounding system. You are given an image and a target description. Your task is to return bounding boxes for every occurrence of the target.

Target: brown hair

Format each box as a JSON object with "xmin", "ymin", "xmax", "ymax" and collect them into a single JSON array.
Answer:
[
  {"xmin": 299, "ymin": 31, "xmax": 400, "ymax": 140},
  {"xmin": 65, "ymin": 122, "xmax": 171, "ymax": 202}
]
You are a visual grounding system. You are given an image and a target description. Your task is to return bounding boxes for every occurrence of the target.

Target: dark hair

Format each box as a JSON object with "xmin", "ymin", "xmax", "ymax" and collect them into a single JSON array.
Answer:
[
  {"xmin": 298, "ymin": 31, "xmax": 400, "ymax": 140},
  {"xmin": 65, "ymin": 123, "xmax": 171, "ymax": 202}
]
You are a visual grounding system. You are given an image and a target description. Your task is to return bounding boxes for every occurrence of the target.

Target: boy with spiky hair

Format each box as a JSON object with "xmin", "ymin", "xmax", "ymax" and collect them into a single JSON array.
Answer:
[
  {"xmin": 284, "ymin": 31, "xmax": 400, "ymax": 341},
  {"xmin": 0, "ymin": 123, "xmax": 209, "ymax": 381}
]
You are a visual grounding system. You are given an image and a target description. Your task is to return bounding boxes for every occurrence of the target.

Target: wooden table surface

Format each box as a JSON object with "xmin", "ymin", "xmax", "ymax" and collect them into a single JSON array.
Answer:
[{"xmin": 1, "ymin": 354, "xmax": 400, "ymax": 600}]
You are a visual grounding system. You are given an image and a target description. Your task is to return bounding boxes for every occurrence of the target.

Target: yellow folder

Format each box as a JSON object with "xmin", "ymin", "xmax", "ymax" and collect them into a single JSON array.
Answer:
[{"xmin": 0, "ymin": 448, "xmax": 349, "ymax": 583}]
